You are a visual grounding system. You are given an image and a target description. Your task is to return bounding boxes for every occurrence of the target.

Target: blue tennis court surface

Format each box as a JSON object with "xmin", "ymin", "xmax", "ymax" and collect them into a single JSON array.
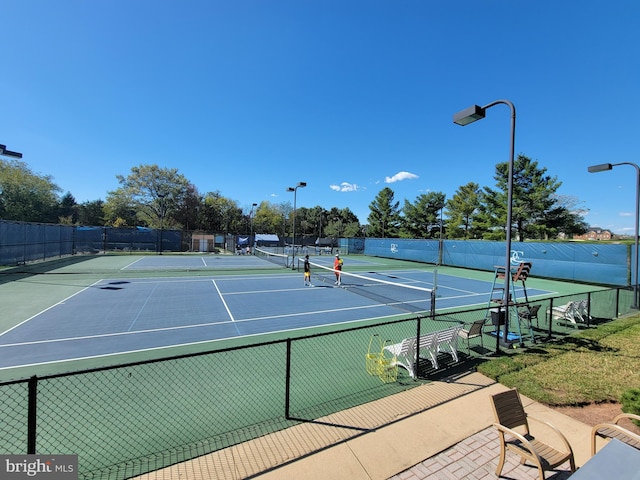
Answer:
[{"xmin": 0, "ymin": 268, "xmax": 551, "ymax": 370}]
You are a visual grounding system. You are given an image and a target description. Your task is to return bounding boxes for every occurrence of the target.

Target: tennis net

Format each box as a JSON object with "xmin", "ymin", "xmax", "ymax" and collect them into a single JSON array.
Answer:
[
  {"xmin": 306, "ymin": 259, "xmax": 432, "ymax": 314},
  {"xmin": 255, "ymin": 247, "xmax": 292, "ymax": 268}
]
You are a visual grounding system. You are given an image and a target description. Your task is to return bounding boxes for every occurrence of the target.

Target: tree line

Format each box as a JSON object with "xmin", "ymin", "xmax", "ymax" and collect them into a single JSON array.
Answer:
[{"xmin": 0, "ymin": 154, "xmax": 587, "ymax": 242}]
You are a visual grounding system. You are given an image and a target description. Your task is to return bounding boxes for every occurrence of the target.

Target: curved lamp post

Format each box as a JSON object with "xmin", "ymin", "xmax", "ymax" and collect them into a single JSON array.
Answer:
[
  {"xmin": 287, "ymin": 182, "xmax": 306, "ymax": 269},
  {"xmin": 588, "ymin": 162, "xmax": 640, "ymax": 308},
  {"xmin": 454, "ymin": 100, "xmax": 516, "ymax": 351}
]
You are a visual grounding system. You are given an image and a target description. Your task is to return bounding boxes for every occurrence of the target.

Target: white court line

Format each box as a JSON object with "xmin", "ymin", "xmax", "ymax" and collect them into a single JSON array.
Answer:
[
  {"xmin": 0, "ymin": 296, "xmax": 401, "ymax": 349},
  {"xmin": 0, "ymin": 318, "xmax": 235, "ymax": 348},
  {"xmin": 121, "ymin": 257, "xmax": 145, "ymax": 270},
  {"xmin": 0, "ymin": 279, "xmax": 104, "ymax": 338},
  {"xmin": 212, "ymin": 279, "xmax": 235, "ymax": 322}
]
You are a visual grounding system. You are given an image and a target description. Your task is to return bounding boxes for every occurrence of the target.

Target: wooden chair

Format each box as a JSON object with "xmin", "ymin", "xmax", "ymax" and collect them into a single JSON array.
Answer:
[
  {"xmin": 490, "ymin": 389, "xmax": 575, "ymax": 479},
  {"xmin": 591, "ymin": 413, "xmax": 640, "ymax": 455},
  {"xmin": 458, "ymin": 319, "xmax": 485, "ymax": 353}
]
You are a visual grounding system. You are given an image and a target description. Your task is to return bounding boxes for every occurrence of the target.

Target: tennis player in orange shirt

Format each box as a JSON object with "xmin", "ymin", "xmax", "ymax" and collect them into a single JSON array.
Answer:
[{"xmin": 333, "ymin": 254, "xmax": 343, "ymax": 285}]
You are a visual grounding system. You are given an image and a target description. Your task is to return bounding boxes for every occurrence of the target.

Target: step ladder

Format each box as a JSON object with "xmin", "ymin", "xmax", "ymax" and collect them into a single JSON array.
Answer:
[{"xmin": 486, "ymin": 262, "xmax": 534, "ymax": 346}]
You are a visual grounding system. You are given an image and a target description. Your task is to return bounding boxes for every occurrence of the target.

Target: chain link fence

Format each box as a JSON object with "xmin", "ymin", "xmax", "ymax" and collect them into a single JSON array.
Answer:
[{"xmin": 0, "ymin": 287, "xmax": 629, "ymax": 479}]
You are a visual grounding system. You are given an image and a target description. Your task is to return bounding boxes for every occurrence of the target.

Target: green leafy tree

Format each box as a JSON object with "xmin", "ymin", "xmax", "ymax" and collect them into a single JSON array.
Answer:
[
  {"xmin": 402, "ymin": 191, "xmax": 446, "ymax": 239},
  {"xmin": 0, "ymin": 159, "xmax": 61, "ymax": 222},
  {"xmin": 367, "ymin": 187, "xmax": 401, "ymax": 238},
  {"xmin": 252, "ymin": 201, "xmax": 287, "ymax": 236},
  {"xmin": 106, "ymin": 164, "xmax": 191, "ymax": 229},
  {"xmin": 324, "ymin": 207, "xmax": 361, "ymax": 239},
  {"xmin": 77, "ymin": 200, "xmax": 106, "ymax": 226},
  {"xmin": 445, "ymin": 182, "xmax": 482, "ymax": 239},
  {"xmin": 201, "ymin": 191, "xmax": 244, "ymax": 234}
]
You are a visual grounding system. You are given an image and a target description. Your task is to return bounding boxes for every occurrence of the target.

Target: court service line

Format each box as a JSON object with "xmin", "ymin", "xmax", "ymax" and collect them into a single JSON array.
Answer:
[
  {"xmin": 126, "ymin": 282, "xmax": 160, "ymax": 332},
  {"xmin": 0, "ymin": 279, "xmax": 104, "ymax": 338},
  {"xmin": 212, "ymin": 279, "xmax": 235, "ymax": 322},
  {"xmin": 121, "ymin": 257, "xmax": 146, "ymax": 270}
]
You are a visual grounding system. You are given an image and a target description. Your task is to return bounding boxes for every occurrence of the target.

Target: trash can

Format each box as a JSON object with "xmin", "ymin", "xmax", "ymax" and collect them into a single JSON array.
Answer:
[{"xmin": 490, "ymin": 308, "xmax": 506, "ymax": 326}]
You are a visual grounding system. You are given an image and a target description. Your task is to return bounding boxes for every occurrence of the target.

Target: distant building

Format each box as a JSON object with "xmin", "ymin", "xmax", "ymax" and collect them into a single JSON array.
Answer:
[{"xmin": 573, "ymin": 227, "xmax": 613, "ymax": 241}]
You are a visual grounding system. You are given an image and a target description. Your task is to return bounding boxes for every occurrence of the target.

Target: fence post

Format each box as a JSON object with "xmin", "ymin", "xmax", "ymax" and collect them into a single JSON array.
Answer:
[
  {"xmin": 27, "ymin": 375, "xmax": 38, "ymax": 454},
  {"xmin": 414, "ymin": 316, "xmax": 421, "ymax": 380},
  {"xmin": 547, "ymin": 299, "xmax": 554, "ymax": 340},
  {"xmin": 285, "ymin": 338, "xmax": 292, "ymax": 419}
]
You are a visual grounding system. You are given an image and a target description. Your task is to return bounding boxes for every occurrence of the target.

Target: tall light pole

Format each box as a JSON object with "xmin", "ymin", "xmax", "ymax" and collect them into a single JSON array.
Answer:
[
  {"xmin": 454, "ymin": 100, "xmax": 516, "ymax": 351},
  {"xmin": 249, "ymin": 202, "xmax": 257, "ymax": 253},
  {"xmin": 588, "ymin": 162, "xmax": 640, "ymax": 308},
  {"xmin": 287, "ymin": 182, "xmax": 306, "ymax": 269}
]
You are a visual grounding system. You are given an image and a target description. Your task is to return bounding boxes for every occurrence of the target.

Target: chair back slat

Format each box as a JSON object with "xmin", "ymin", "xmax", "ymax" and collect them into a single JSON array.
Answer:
[{"xmin": 491, "ymin": 390, "xmax": 528, "ymax": 430}]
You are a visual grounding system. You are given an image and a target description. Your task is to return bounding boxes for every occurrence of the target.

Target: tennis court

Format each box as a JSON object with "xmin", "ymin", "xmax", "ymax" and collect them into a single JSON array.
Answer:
[{"xmin": 0, "ymin": 253, "xmax": 552, "ymax": 371}]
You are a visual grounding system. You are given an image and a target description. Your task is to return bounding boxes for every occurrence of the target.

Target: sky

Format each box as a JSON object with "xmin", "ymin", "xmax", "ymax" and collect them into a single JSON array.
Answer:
[{"xmin": 1, "ymin": 1, "xmax": 639, "ymax": 234}]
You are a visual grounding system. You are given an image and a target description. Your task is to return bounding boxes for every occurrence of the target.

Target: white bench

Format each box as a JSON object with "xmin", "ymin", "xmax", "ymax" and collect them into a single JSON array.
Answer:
[{"xmin": 384, "ymin": 326, "xmax": 461, "ymax": 379}]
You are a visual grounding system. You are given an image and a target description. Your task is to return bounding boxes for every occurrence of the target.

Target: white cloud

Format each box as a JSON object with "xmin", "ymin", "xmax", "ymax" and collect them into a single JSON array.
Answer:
[
  {"xmin": 330, "ymin": 182, "xmax": 359, "ymax": 192},
  {"xmin": 384, "ymin": 171, "xmax": 419, "ymax": 183},
  {"xmin": 620, "ymin": 212, "xmax": 632, "ymax": 217}
]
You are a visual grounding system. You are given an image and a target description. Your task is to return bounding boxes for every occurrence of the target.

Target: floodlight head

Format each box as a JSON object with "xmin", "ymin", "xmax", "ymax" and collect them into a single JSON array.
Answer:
[
  {"xmin": 453, "ymin": 105, "xmax": 486, "ymax": 126},
  {"xmin": 287, "ymin": 187, "xmax": 295, "ymax": 192},
  {"xmin": 297, "ymin": 181, "xmax": 307, "ymax": 188},
  {"xmin": 588, "ymin": 163, "xmax": 614, "ymax": 173},
  {"xmin": 0, "ymin": 144, "xmax": 23, "ymax": 159},
  {"xmin": 252, "ymin": 202, "xmax": 258, "ymax": 206}
]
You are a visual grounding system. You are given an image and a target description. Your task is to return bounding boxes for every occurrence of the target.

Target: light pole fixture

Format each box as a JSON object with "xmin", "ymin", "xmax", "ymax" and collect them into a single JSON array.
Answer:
[
  {"xmin": 249, "ymin": 202, "xmax": 258, "ymax": 253},
  {"xmin": 454, "ymin": 100, "xmax": 516, "ymax": 351},
  {"xmin": 0, "ymin": 144, "xmax": 23, "ymax": 159},
  {"xmin": 287, "ymin": 181, "xmax": 306, "ymax": 269},
  {"xmin": 588, "ymin": 162, "xmax": 640, "ymax": 308}
]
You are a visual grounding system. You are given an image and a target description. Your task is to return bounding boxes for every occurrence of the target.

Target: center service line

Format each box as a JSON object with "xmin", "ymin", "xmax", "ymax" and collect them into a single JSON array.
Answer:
[{"xmin": 212, "ymin": 279, "xmax": 235, "ymax": 322}]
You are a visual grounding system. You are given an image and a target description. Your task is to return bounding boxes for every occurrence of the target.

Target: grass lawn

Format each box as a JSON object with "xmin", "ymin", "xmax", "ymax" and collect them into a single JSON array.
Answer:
[{"xmin": 477, "ymin": 314, "xmax": 640, "ymax": 407}]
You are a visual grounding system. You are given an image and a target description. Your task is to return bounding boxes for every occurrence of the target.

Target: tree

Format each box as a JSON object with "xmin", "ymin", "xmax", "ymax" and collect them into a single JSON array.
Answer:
[
  {"xmin": 0, "ymin": 159, "xmax": 61, "ymax": 222},
  {"xmin": 402, "ymin": 191, "xmax": 446, "ymax": 239},
  {"xmin": 445, "ymin": 182, "xmax": 482, "ymax": 239},
  {"xmin": 367, "ymin": 187, "xmax": 401, "ymax": 238},
  {"xmin": 483, "ymin": 155, "xmax": 567, "ymax": 241},
  {"xmin": 106, "ymin": 164, "xmax": 191, "ymax": 229},
  {"xmin": 323, "ymin": 207, "xmax": 361, "ymax": 239},
  {"xmin": 252, "ymin": 201, "xmax": 287, "ymax": 236},
  {"xmin": 58, "ymin": 192, "xmax": 78, "ymax": 224},
  {"xmin": 541, "ymin": 194, "xmax": 589, "ymax": 238},
  {"xmin": 201, "ymin": 191, "xmax": 244, "ymax": 234},
  {"xmin": 77, "ymin": 200, "xmax": 106, "ymax": 226}
]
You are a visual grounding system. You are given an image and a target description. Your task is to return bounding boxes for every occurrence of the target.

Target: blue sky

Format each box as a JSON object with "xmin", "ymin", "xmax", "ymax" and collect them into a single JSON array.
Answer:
[{"xmin": 1, "ymin": 1, "xmax": 638, "ymax": 234}]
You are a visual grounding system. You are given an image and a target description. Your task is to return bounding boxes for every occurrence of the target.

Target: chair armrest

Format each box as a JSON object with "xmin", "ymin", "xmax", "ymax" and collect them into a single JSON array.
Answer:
[
  {"xmin": 592, "ymin": 420, "xmax": 640, "ymax": 443},
  {"xmin": 492, "ymin": 423, "xmax": 543, "ymax": 463},
  {"xmin": 612, "ymin": 413, "xmax": 640, "ymax": 424},
  {"xmin": 528, "ymin": 415, "xmax": 574, "ymax": 453}
]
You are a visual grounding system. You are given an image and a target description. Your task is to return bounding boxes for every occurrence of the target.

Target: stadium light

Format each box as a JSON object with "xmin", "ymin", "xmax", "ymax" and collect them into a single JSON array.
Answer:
[
  {"xmin": 287, "ymin": 182, "xmax": 306, "ymax": 269},
  {"xmin": 0, "ymin": 144, "xmax": 23, "ymax": 159},
  {"xmin": 588, "ymin": 162, "xmax": 640, "ymax": 308},
  {"xmin": 453, "ymin": 100, "xmax": 516, "ymax": 351}
]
